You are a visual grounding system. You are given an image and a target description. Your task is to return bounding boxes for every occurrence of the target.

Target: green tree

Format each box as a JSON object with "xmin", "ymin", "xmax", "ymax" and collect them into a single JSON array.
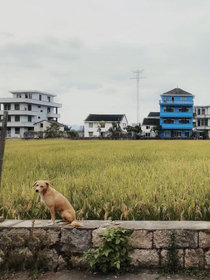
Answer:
[
  {"xmin": 108, "ymin": 121, "xmax": 122, "ymax": 139},
  {"xmin": 151, "ymin": 125, "xmax": 162, "ymax": 137},
  {"xmin": 45, "ymin": 122, "xmax": 63, "ymax": 139},
  {"xmin": 125, "ymin": 124, "xmax": 142, "ymax": 139}
]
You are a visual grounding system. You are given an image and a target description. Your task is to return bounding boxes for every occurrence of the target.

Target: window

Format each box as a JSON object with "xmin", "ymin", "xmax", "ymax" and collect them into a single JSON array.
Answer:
[
  {"xmin": 165, "ymin": 97, "xmax": 170, "ymax": 101},
  {"xmin": 89, "ymin": 132, "xmax": 93, "ymax": 137},
  {"xmin": 179, "ymin": 107, "xmax": 190, "ymax": 112},
  {"xmin": 15, "ymin": 128, "xmax": 20, "ymax": 134},
  {"xmin": 7, "ymin": 115, "xmax": 11, "ymax": 122},
  {"xmin": 174, "ymin": 131, "xmax": 182, "ymax": 137},
  {"xmin": 201, "ymin": 119, "xmax": 208, "ymax": 126},
  {"xmin": 29, "ymin": 94, "xmax": 32, "ymax": 99},
  {"xmin": 28, "ymin": 116, "xmax": 32, "ymax": 122},
  {"xmin": 163, "ymin": 106, "xmax": 174, "ymax": 112},
  {"xmin": 38, "ymin": 105, "xmax": 41, "ymax": 108},
  {"xmin": 15, "ymin": 115, "xmax": 20, "ymax": 122},
  {"xmin": 15, "ymin": 104, "xmax": 20, "ymax": 110},
  {"xmin": 47, "ymin": 107, "xmax": 50, "ymax": 113},
  {"xmin": 17, "ymin": 94, "xmax": 21, "ymax": 98},
  {"xmin": 39, "ymin": 95, "xmax": 42, "ymax": 101},
  {"xmin": 198, "ymin": 108, "xmax": 201, "ymax": 115},
  {"xmin": 202, "ymin": 108, "xmax": 205, "ymax": 114},
  {"xmin": 163, "ymin": 118, "xmax": 174, "ymax": 124},
  {"xmin": 101, "ymin": 123, "xmax": 105, "ymax": 128},
  {"xmin": 40, "ymin": 123, "xmax": 43, "ymax": 128},
  {"xmin": 25, "ymin": 94, "xmax": 28, "ymax": 98},
  {"xmin": 47, "ymin": 96, "xmax": 51, "ymax": 102},
  {"xmin": 179, "ymin": 119, "xmax": 190, "ymax": 124},
  {"xmin": 89, "ymin": 123, "xmax": 93, "ymax": 128},
  {"xmin": 185, "ymin": 131, "xmax": 190, "ymax": 137},
  {"xmin": 4, "ymin": 103, "xmax": 11, "ymax": 110},
  {"xmin": 181, "ymin": 97, "xmax": 187, "ymax": 101},
  {"xmin": 40, "ymin": 110, "xmax": 43, "ymax": 112},
  {"xmin": 145, "ymin": 133, "xmax": 150, "ymax": 137},
  {"xmin": 28, "ymin": 104, "xmax": 32, "ymax": 111},
  {"xmin": 164, "ymin": 131, "xmax": 170, "ymax": 137},
  {"xmin": 146, "ymin": 126, "xmax": 150, "ymax": 129}
]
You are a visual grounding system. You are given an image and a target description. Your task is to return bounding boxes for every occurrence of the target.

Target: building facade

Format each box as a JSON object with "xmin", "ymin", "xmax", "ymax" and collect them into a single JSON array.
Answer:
[
  {"xmin": 84, "ymin": 114, "xmax": 128, "ymax": 137},
  {"xmin": 142, "ymin": 112, "xmax": 160, "ymax": 137},
  {"xmin": 159, "ymin": 88, "xmax": 194, "ymax": 138},
  {"xmin": 0, "ymin": 91, "xmax": 62, "ymax": 138},
  {"xmin": 194, "ymin": 106, "xmax": 210, "ymax": 138}
]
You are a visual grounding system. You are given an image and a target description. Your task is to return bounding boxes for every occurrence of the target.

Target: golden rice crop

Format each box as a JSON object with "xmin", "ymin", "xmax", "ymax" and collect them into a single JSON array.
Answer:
[{"xmin": 1, "ymin": 139, "xmax": 210, "ymax": 221}]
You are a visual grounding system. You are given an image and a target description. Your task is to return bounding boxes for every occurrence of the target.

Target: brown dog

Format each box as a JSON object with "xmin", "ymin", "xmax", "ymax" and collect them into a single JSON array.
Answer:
[{"xmin": 33, "ymin": 180, "xmax": 81, "ymax": 227}]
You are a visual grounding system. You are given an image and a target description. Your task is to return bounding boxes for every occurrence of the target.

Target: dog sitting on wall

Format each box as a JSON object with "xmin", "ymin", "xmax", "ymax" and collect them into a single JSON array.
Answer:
[{"xmin": 33, "ymin": 180, "xmax": 81, "ymax": 227}]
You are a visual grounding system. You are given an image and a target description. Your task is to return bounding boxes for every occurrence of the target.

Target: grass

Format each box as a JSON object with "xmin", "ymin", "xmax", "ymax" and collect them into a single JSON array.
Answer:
[{"xmin": 1, "ymin": 139, "xmax": 210, "ymax": 221}]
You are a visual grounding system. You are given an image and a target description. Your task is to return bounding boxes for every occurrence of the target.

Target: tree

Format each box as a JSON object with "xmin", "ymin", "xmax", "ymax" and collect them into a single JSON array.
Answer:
[
  {"xmin": 108, "ymin": 121, "xmax": 122, "ymax": 139},
  {"xmin": 45, "ymin": 122, "xmax": 63, "ymax": 139},
  {"xmin": 151, "ymin": 125, "xmax": 162, "ymax": 138},
  {"xmin": 125, "ymin": 124, "xmax": 142, "ymax": 139},
  {"xmin": 96, "ymin": 121, "xmax": 106, "ymax": 137}
]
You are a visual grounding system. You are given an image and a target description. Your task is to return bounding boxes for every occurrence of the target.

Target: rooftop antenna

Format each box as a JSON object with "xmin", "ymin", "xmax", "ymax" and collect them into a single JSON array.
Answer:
[{"xmin": 131, "ymin": 70, "xmax": 146, "ymax": 125}]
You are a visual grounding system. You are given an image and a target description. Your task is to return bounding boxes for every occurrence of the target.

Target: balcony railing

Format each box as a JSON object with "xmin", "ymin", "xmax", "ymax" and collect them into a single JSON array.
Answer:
[{"xmin": 159, "ymin": 100, "xmax": 193, "ymax": 104}]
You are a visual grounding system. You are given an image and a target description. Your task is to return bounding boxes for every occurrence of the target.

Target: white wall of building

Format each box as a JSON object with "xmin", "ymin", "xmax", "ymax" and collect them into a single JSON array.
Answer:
[{"xmin": 84, "ymin": 115, "xmax": 128, "ymax": 137}]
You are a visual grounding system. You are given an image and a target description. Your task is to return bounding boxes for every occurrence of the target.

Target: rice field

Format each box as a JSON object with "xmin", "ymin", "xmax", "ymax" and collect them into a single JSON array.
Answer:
[{"xmin": 1, "ymin": 139, "xmax": 210, "ymax": 221}]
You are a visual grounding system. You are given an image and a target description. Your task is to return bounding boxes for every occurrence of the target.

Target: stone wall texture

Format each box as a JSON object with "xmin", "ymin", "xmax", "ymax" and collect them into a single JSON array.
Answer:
[{"xmin": 1, "ymin": 220, "xmax": 210, "ymax": 271}]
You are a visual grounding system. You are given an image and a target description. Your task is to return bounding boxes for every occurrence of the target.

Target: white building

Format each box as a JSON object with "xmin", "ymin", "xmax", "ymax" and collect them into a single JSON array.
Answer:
[
  {"xmin": 0, "ymin": 91, "xmax": 62, "ymax": 138},
  {"xmin": 142, "ymin": 112, "xmax": 160, "ymax": 137},
  {"xmin": 84, "ymin": 114, "xmax": 128, "ymax": 137},
  {"xmin": 34, "ymin": 120, "xmax": 65, "ymax": 135},
  {"xmin": 194, "ymin": 106, "xmax": 210, "ymax": 138}
]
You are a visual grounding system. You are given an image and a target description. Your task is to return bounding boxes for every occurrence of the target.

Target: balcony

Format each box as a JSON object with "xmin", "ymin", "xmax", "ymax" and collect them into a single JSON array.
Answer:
[
  {"xmin": 159, "ymin": 100, "xmax": 193, "ymax": 105},
  {"xmin": 160, "ymin": 112, "xmax": 192, "ymax": 118},
  {"xmin": 161, "ymin": 124, "xmax": 193, "ymax": 129},
  {"xmin": 47, "ymin": 112, "xmax": 61, "ymax": 118},
  {"xmin": 0, "ymin": 110, "xmax": 37, "ymax": 116},
  {"xmin": 0, "ymin": 98, "xmax": 62, "ymax": 108},
  {"xmin": 0, "ymin": 122, "xmax": 34, "ymax": 127}
]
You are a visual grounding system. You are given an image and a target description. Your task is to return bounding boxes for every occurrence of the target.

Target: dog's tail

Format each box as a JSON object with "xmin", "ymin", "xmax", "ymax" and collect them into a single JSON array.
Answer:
[{"xmin": 70, "ymin": 220, "xmax": 82, "ymax": 227}]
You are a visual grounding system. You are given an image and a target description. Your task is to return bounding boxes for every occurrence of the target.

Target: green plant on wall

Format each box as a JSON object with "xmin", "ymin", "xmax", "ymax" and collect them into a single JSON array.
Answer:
[
  {"xmin": 165, "ymin": 231, "xmax": 179, "ymax": 274},
  {"xmin": 83, "ymin": 227, "xmax": 134, "ymax": 273}
]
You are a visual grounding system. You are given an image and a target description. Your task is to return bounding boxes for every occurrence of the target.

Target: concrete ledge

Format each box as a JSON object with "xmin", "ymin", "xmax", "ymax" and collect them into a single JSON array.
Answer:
[{"xmin": 1, "ymin": 220, "xmax": 210, "ymax": 271}]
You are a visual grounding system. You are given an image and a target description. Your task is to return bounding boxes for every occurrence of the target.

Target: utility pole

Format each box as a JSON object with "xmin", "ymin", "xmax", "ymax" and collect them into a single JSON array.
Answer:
[
  {"xmin": 131, "ymin": 70, "xmax": 146, "ymax": 124},
  {"xmin": 0, "ymin": 111, "xmax": 8, "ymax": 191}
]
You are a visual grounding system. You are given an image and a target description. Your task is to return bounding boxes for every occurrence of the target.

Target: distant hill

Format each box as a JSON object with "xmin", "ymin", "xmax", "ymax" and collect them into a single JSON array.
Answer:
[{"xmin": 68, "ymin": 125, "xmax": 83, "ymax": 131}]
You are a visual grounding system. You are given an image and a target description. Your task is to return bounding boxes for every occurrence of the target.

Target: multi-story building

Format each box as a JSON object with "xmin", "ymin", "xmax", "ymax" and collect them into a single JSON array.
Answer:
[
  {"xmin": 84, "ymin": 114, "xmax": 128, "ymax": 137},
  {"xmin": 194, "ymin": 106, "xmax": 210, "ymax": 138},
  {"xmin": 0, "ymin": 91, "xmax": 62, "ymax": 138},
  {"xmin": 159, "ymin": 88, "xmax": 194, "ymax": 138}
]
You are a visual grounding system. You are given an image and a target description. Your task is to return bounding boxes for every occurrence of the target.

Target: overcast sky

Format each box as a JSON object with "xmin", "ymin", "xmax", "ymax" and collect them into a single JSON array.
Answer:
[{"xmin": 0, "ymin": 0, "xmax": 210, "ymax": 126}]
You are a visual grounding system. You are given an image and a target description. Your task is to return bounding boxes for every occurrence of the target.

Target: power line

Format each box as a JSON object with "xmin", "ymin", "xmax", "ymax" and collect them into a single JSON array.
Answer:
[{"xmin": 131, "ymin": 70, "xmax": 146, "ymax": 124}]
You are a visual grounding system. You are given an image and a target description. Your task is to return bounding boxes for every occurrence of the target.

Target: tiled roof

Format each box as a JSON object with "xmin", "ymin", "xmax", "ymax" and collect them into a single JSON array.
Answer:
[
  {"xmin": 142, "ymin": 118, "xmax": 160, "ymax": 126},
  {"xmin": 161, "ymin": 88, "xmax": 193, "ymax": 96},
  {"xmin": 148, "ymin": 112, "xmax": 160, "ymax": 117},
  {"xmin": 85, "ymin": 114, "xmax": 126, "ymax": 122}
]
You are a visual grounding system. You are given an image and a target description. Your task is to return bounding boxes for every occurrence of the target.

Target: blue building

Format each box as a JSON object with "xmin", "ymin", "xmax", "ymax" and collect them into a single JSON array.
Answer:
[{"xmin": 159, "ymin": 88, "xmax": 194, "ymax": 138}]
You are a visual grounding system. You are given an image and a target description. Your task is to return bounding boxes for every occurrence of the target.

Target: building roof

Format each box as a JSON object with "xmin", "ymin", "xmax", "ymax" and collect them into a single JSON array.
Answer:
[
  {"xmin": 148, "ymin": 112, "xmax": 160, "ymax": 117},
  {"xmin": 161, "ymin": 88, "xmax": 194, "ymax": 96},
  {"xmin": 34, "ymin": 120, "xmax": 64, "ymax": 126},
  {"xmin": 142, "ymin": 118, "xmax": 160, "ymax": 126},
  {"xmin": 10, "ymin": 91, "xmax": 56, "ymax": 97},
  {"xmin": 85, "ymin": 114, "xmax": 127, "ymax": 122}
]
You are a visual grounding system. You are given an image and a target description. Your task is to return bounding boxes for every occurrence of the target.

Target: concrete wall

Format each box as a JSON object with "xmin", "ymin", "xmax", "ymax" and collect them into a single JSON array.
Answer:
[{"xmin": 1, "ymin": 220, "xmax": 210, "ymax": 271}]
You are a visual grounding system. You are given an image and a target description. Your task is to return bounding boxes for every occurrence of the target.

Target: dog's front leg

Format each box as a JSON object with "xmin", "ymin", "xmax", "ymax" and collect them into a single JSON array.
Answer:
[{"xmin": 48, "ymin": 207, "xmax": 56, "ymax": 225}]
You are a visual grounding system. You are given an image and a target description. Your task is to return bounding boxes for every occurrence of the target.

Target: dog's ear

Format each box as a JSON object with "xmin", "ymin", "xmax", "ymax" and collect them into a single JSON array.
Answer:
[
  {"xmin": 33, "ymin": 181, "xmax": 37, "ymax": 187},
  {"xmin": 45, "ymin": 181, "xmax": 52, "ymax": 187}
]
